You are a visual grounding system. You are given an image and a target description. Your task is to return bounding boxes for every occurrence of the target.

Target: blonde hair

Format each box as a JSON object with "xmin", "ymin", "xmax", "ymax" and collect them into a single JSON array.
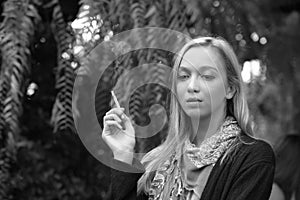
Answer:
[{"xmin": 137, "ymin": 36, "xmax": 254, "ymax": 194}]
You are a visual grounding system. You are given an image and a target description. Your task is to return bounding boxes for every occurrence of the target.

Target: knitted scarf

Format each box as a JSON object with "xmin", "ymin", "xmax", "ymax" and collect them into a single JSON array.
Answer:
[{"xmin": 148, "ymin": 116, "xmax": 241, "ymax": 200}]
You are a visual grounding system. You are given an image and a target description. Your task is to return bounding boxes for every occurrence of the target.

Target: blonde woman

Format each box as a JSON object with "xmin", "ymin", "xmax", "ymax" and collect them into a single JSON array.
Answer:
[{"xmin": 102, "ymin": 36, "xmax": 275, "ymax": 200}]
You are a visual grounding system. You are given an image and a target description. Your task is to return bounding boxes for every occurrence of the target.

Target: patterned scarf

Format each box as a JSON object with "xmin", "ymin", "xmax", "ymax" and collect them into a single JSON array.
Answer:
[{"xmin": 148, "ymin": 116, "xmax": 241, "ymax": 200}]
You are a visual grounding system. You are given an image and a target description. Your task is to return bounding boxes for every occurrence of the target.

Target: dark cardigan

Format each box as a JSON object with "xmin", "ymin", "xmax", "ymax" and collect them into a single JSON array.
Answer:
[{"xmin": 109, "ymin": 133, "xmax": 275, "ymax": 200}]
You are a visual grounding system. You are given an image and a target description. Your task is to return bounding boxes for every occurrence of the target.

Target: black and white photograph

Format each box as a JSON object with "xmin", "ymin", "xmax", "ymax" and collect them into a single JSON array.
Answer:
[{"xmin": 0, "ymin": 0, "xmax": 299, "ymax": 199}]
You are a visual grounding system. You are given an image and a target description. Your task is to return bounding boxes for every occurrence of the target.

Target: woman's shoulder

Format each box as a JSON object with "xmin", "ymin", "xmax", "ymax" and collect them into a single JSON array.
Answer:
[{"xmin": 234, "ymin": 132, "xmax": 275, "ymax": 165}]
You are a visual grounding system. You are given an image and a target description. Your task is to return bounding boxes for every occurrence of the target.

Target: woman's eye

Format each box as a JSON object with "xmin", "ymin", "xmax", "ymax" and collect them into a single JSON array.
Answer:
[
  {"xmin": 177, "ymin": 74, "xmax": 190, "ymax": 80},
  {"xmin": 201, "ymin": 74, "xmax": 215, "ymax": 80}
]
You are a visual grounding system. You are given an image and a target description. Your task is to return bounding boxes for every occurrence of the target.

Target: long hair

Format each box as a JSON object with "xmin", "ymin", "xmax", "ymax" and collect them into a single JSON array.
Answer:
[{"xmin": 137, "ymin": 36, "xmax": 254, "ymax": 194}]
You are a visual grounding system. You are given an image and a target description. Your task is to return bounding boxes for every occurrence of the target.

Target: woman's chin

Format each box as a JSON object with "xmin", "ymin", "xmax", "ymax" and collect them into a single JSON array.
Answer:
[
  {"xmin": 184, "ymin": 108, "xmax": 211, "ymax": 119},
  {"xmin": 185, "ymin": 111, "xmax": 204, "ymax": 119}
]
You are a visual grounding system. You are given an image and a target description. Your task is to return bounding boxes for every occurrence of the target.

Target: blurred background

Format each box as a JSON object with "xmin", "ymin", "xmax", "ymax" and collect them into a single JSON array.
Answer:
[{"xmin": 0, "ymin": 0, "xmax": 299, "ymax": 199}]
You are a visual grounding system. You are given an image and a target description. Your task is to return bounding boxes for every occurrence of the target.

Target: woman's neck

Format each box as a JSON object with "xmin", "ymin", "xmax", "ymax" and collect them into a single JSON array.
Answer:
[{"xmin": 190, "ymin": 112, "xmax": 226, "ymax": 146}]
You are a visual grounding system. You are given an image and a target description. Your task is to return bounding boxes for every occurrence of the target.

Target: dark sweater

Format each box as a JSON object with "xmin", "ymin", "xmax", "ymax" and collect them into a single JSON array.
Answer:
[{"xmin": 109, "ymin": 133, "xmax": 275, "ymax": 200}]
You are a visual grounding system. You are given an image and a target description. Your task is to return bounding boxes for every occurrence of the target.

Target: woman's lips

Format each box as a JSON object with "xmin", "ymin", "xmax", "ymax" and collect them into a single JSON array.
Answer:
[
  {"xmin": 186, "ymin": 98, "xmax": 203, "ymax": 102},
  {"xmin": 186, "ymin": 98, "xmax": 203, "ymax": 107}
]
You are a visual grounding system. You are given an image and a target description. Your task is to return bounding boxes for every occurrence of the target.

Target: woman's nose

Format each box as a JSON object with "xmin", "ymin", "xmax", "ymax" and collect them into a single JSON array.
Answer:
[{"xmin": 187, "ymin": 76, "xmax": 200, "ymax": 93}]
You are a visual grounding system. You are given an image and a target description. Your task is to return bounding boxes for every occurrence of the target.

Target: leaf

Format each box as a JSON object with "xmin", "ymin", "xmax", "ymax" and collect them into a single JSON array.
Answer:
[{"xmin": 50, "ymin": 1, "xmax": 76, "ymax": 134}]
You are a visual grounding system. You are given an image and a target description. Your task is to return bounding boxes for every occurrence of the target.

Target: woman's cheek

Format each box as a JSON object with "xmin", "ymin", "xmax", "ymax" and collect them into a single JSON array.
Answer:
[
  {"xmin": 206, "ymin": 81, "xmax": 226, "ymax": 103},
  {"xmin": 176, "ymin": 85, "xmax": 186, "ymax": 106}
]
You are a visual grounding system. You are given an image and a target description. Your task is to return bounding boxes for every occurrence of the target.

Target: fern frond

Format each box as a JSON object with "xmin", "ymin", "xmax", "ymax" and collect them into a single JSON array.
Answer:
[
  {"xmin": 0, "ymin": 0, "xmax": 40, "ymax": 138},
  {"xmin": 0, "ymin": 76, "xmax": 10, "ymax": 143},
  {"xmin": 0, "ymin": 0, "xmax": 40, "ymax": 198},
  {"xmin": 166, "ymin": 0, "xmax": 188, "ymax": 32},
  {"xmin": 50, "ymin": 0, "xmax": 76, "ymax": 134},
  {"xmin": 130, "ymin": 0, "xmax": 146, "ymax": 28}
]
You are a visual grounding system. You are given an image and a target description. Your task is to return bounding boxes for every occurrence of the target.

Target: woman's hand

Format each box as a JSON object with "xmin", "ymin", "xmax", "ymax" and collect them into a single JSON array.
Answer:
[{"xmin": 102, "ymin": 108, "xmax": 136, "ymax": 164}]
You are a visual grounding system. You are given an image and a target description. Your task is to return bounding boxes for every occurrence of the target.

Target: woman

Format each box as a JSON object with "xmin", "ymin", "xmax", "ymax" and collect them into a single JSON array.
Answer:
[
  {"xmin": 269, "ymin": 134, "xmax": 300, "ymax": 200},
  {"xmin": 102, "ymin": 36, "xmax": 275, "ymax": 200}
]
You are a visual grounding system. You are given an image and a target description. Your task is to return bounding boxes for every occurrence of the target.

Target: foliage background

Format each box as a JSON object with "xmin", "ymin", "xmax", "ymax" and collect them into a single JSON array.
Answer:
[{"xmin": 0, "ymin": 0, "xmax": 299, "ymax": 199}]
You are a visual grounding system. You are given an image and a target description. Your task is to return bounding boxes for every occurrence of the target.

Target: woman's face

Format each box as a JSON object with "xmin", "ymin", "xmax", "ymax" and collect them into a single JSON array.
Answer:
[{"xmin": 176, "ymin": 46, "xmax": 232, "ymax": 119}]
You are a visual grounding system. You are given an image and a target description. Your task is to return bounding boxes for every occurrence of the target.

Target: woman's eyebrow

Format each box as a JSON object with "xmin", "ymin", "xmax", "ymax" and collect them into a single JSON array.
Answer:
[
  {"xmin": 178, "ymin": 66, "xmax": 190, "ymax": 71},
  {"xmin": 179, "ymin": 65, "xmax": 218, "ymax": 72},
  {"xmin": 201, "ymin": 66, "xmax": 218, "ymax": 72}
]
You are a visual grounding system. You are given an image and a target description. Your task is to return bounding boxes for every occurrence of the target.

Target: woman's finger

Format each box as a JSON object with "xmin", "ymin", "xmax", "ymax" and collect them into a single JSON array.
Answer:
[
  {"xmin": 103, "ymin": 113, "xmax": 122, "ymax": 123},
  {"xmin": 122, "ymin": 113, "xmax": 134, "ymax": 126},
  {"xmin": 105, "ymin": 120, "xmax": 123, "ymax": 130},
  {"xmin": 106, "ymin": 108, "xmax": 125, "ymax": 119}
]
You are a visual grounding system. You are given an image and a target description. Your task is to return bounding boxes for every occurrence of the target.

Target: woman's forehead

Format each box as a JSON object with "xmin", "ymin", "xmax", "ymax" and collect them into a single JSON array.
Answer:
[{"xmin": 179, "ymin": 46, "xmax": 224, "ymax": 71}]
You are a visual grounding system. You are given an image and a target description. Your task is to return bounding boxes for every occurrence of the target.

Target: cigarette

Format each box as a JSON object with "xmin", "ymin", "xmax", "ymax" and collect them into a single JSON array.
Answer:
[{"xmin": 111, "ymin": 90, "xmax": 121, "ymax": 108}]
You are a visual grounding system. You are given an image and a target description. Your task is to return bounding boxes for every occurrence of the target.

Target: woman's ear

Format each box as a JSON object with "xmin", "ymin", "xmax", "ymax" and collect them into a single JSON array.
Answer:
[{"xmin": 226, "ymin": 86, "xmax": 236, "ymax": 99}]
